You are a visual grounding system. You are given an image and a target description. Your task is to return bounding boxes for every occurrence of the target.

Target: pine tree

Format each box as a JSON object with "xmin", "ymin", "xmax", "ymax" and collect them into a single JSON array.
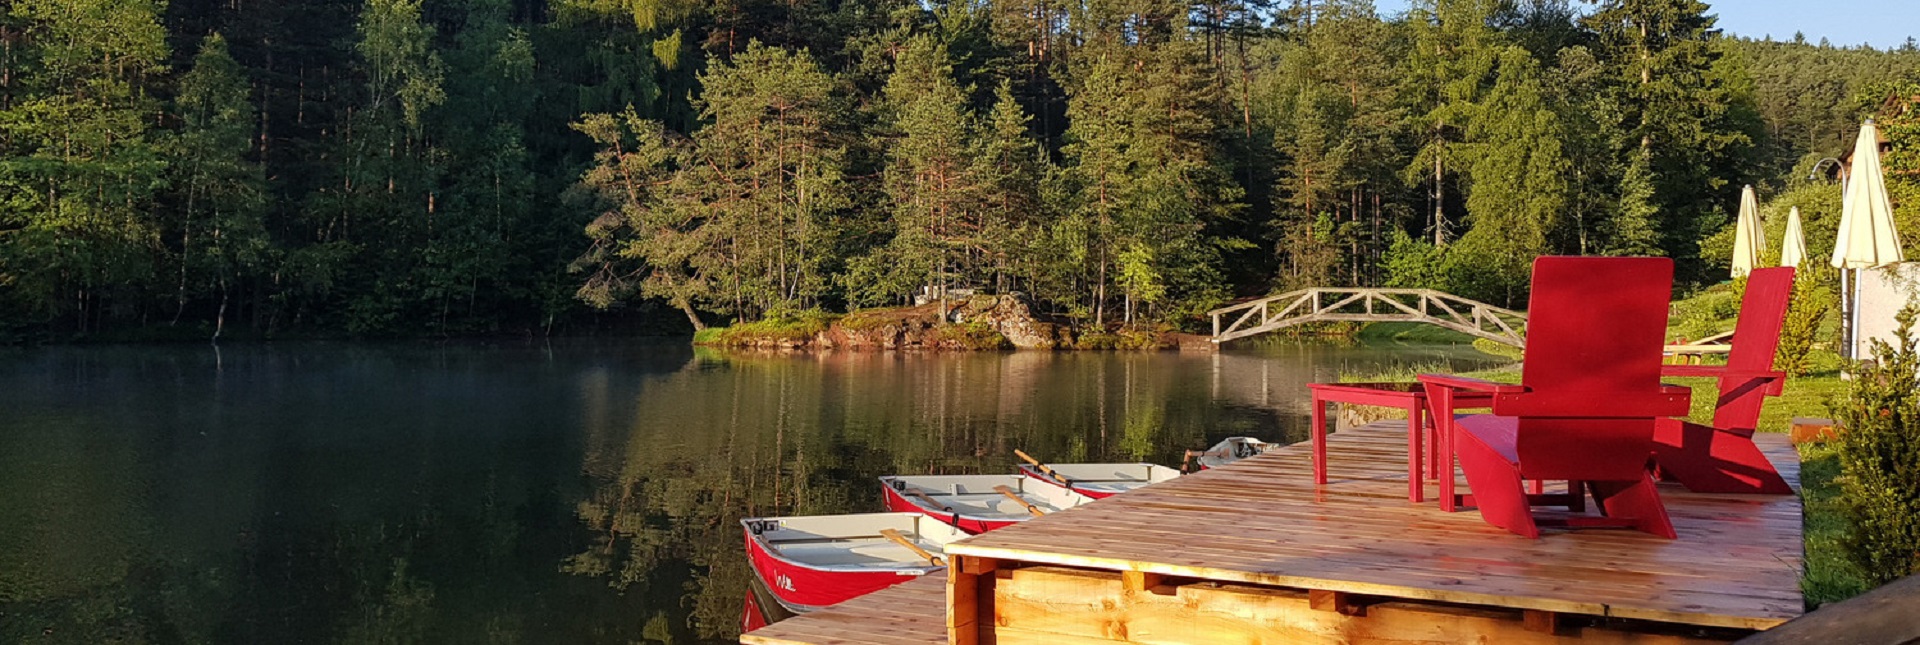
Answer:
[
  {"xmin": 845, "ymin": 35, "xmax": 980, "ymax": 308},
  {"xmin": 1585, "ymin": 0, "xmax": 1759, "ymax": 270},
  {"xmin": 571, "ymin": 107, "xmax": 710, "ymax": 329},
  {"xmin": 1452, "ymin": 45, "xmax": 1569, "ymax": 301},
  {"xmin": 972, "ymin": 81, "xmax": 1047, "ymax": 295},
  {"xmin": 1063, "ymin": 5, "xmax": 1241, "ymax": 324},
  {"xmin": 576, "ymin": 43, "xmax": 848, "ymax": 322},
  {"xmin": 1404, "ymin": 0, "xmax": 1502, "ymax": 247},
  {"xmin": 1606, "ymin": 155, "xmax": 1665, "ymax": 256}
]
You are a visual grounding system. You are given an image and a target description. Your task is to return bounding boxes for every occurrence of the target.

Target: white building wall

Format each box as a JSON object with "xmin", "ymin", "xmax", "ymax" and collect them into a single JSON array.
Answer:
[{"xmin": 1857, "ymin": 262, "xmax": 1920, "ymax": 357}]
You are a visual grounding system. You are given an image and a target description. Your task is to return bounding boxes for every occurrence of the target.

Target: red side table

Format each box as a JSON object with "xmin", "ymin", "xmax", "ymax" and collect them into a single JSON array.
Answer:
[{"xmin": 1306, "ymin": 382, "xmax": 1492, "ymax": 503}]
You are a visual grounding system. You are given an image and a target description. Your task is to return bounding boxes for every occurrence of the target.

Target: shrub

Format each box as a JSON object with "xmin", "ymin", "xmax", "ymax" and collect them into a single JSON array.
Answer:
[
  {"xmin": 1667, "ymin": 284, "xmax": 1743, "ymax": 341},
  {"xmin": 1777, "ymin": 265, "xmax": 1838, "ymax": 376},
  {"xmin": 1835, "ymin": 304, "xmax": 1920, "ymax": 585},
  {"xmin": 936, "ymin": 322, "xmax": 1009, "ymax": 350},
  {"xmin": 692, "ymin": 309, "xmax": 840, "ymax": 346}
]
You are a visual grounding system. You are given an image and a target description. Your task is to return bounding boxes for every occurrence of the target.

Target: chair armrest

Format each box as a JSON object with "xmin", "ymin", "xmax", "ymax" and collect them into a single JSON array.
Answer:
[
  {"xmin": 1416, "ymin": 374, "xmax": 1527, "ymax": 394},
  {"xmin": 1660, "ymin": 364, "xmax": 1727, "ymax": 378},
  {"xmin": 1659, "ymin": 365, "xmax": 1787, "ymax": 396}
]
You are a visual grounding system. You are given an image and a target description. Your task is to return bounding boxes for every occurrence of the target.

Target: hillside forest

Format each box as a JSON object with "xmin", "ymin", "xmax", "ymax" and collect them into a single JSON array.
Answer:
[{"xmin": 5, "ymin": 0, "xmax": 1920, "ymax": 340}]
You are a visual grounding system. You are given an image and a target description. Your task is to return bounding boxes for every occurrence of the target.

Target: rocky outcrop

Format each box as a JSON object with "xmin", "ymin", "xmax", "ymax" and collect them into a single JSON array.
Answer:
[
  {"xmin": 950, "ymin": 295, "xmax": 1072, "ymax": 350},
  {"xmin": 809, "ymin": 294, "xmax": 1066, "ymax": 350},
  {"xmin": 701, "ymin": 294, "xmax": 1197, "ymax": 351}
]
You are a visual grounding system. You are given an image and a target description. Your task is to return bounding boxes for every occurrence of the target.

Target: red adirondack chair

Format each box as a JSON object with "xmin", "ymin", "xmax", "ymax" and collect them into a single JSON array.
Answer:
[
  {"xmin": 1420, "ymin": 257, "xmax": 1692, "ymax": 539},
  {"xmin": 1651, "ymin": 266, "xmax": 1796, "ymax": 494}
]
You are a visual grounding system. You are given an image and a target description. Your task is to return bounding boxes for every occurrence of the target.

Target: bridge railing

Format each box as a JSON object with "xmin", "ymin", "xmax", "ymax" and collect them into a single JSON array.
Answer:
[{"xmin": 1207, "ymin": 288, "xmax": 1527, "ymax": 347}]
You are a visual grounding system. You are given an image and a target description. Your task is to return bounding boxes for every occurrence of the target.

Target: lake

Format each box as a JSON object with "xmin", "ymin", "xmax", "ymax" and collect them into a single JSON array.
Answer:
[{"xmin": 0, "ymin": 340, "xmax": 1497, "ymax": 644}]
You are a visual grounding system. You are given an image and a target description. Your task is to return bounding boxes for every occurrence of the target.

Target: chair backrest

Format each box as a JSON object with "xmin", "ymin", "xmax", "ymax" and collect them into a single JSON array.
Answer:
[
  {"xmin": 1715, "ymin": 266, "xmax": 1796, "ymax": 431},
  {"xmin": 1501, "ymin": 257, "xmax": 1689, "ymax": 480}
]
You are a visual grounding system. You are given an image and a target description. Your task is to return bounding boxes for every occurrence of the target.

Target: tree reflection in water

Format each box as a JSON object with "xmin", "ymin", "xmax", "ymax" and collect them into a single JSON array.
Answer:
[
  {"xmin": 563, "ymin": 345, "xmax": 1496, "ymax": 641},
  {"xmin": 0, "ymin": 341, "xmax": 1493, "ymax": 644}
]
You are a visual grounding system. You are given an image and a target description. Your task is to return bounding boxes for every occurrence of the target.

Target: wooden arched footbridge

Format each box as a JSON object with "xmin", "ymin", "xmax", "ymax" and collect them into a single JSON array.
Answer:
[{"xmin": 1208, "ymin": 288, "xmax": 1527, "ymax": 347}]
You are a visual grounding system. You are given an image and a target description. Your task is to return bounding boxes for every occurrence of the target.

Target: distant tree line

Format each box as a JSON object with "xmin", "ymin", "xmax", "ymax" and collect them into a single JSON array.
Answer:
[{"xmin": 3, "ymin": 0, "xmax": 1919, "ymax": 339}]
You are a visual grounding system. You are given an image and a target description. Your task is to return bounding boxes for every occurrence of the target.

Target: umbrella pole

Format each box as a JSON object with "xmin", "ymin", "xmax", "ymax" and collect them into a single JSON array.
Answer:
[
  {"xmin": 1851, "ymin": 268, "xmax": 1864, "ymax": 360},
  {"xmin": 1839, "ymin": 269, "xmax": 1851, "ymax": 361}
]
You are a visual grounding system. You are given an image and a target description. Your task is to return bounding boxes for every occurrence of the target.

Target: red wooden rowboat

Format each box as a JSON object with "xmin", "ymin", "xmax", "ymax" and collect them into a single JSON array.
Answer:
[
  {"xmin": 1017, "ymin": 462, "xmax": 1181, "ymax": 499},
  {"xmin": 879, "ymin": 474, "xmax": 1093, "ymax": 534},
  {"xmin": 741, "ymin": 512, "xmax": 968, "ymax": 614}
]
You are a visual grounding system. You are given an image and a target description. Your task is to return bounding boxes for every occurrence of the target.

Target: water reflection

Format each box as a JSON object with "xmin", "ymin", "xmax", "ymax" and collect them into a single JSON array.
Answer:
[{"xmin": 0, "ymin": 341, "xmax": 1493, "ymax": 644}]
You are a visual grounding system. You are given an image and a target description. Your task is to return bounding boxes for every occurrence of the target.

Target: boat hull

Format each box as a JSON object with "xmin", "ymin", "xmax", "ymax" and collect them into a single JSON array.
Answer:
[
  {"xmin": 742, "ymin": 526, "xmax": 934, "ymax": 613},
  {"xmin": 879, "ymin": 484, "xmax": 1022, "ymax": 534}
]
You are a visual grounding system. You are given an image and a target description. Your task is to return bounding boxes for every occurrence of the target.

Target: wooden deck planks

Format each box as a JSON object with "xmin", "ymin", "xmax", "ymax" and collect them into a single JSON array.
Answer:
[
  {"xmin": 949, "ymin": 421, "xmax": 1805, "ymax": 630},
  {"xmin": 739, "ymin": 421, "xmax": 1805, "ymax": 644}
]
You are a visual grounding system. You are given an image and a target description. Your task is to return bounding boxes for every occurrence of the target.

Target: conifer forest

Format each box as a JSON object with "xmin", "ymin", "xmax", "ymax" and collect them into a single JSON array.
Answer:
[{"xmin": 5, "ymin": 0, "xmax": 1920, "ymax": 340}]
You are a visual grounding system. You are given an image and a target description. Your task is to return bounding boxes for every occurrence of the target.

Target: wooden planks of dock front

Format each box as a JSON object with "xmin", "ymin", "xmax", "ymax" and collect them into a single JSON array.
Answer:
[{"xmin": 743, "ymin": 420, "xmax": 1804, "ymax": 645}]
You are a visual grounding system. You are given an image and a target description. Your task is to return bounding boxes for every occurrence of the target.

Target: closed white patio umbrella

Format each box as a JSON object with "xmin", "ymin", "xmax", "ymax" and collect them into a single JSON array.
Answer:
[
  {"xmin": 1731, "ymin": 184, "xmax": 1765, "ymax": 278},
  {"xmin": 1832, "ymin": 119, "xmax": 1906, "ymax": 359},
  {"xmin": 1779, "ymin": 206, "xmax": 1808, "ymax": 268}
]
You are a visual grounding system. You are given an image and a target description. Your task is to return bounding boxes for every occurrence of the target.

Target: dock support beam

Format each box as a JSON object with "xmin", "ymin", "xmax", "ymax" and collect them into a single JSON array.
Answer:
[{"xmin": 949, "ymin": 555, "xmax": 998, "ymax": 645}]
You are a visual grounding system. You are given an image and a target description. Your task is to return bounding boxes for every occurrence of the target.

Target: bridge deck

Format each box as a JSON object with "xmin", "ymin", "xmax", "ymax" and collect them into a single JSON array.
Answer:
[
  {"xmin": 1207, "ymin": 288, "xmax": 1528, "ymax": 346},
  {"xmin": 742, "ymin": 421, "xmax": 1804, "ymax": 644}
]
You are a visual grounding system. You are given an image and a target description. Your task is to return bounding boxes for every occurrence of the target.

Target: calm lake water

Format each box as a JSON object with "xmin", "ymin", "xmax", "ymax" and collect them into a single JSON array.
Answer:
[{"xmin": 0, "ymin": 340, "xmax": 1497, "ymax": 644}]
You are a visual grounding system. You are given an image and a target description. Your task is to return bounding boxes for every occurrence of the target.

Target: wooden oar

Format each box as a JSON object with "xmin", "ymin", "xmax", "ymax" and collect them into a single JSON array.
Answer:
[
  {"xmin": 1014, "ymin": 449, "xmax": 1073, "ymax": 486},
  {"xmin": 903, "ymin": 487, "xmax": 949, "ymax": 511},
  {"xmin": 994, "ymin": 485, "xmax": 1046, "ymax": 517},
  {"xmin": 879, "ymin": 528, "xmax": 945, "ymax": 566}
]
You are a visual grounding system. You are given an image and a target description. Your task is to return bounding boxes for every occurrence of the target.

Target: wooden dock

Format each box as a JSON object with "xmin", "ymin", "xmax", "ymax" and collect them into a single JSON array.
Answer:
[{"xmin": 744, "ymin": 420, "xmax": 1804, "ymax": 644}]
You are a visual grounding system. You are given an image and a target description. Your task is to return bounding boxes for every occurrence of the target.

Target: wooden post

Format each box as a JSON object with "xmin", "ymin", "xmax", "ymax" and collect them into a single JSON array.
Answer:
[
  {"xmin": 1121, "ymin": 570, "xmax": 1164, "ymax": 594},
  {"xmin": 1524, "ymin": 609, "xmax": 1562, "ymax": 635},
  {"xmin": 949, "ymin": 555, "xmax": 998, "ymax": 645},
  {"xmin": 1308, "ymin": 589, "xmax": 1364, "ymax": 616}
]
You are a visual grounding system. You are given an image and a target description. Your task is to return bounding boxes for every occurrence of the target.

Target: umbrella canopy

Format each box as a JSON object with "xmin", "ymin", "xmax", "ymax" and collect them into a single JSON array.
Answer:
[
  {"xmin": 1780, "ymin": 206, "xmax": 1808, "ymax": 267},
  {"xmin": 1731, "ymin": 184, "xmax": 1765, "ymax": 278},
  {"xmin": 1831, "ymin": 119, "xmax": 1905, "ymax": 268}
]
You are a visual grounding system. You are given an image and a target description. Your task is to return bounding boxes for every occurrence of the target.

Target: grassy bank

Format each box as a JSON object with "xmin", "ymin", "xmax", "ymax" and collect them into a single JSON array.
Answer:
[{"xmin": 692, "ymin": 311, "xmax": 840, "ymax": 346}]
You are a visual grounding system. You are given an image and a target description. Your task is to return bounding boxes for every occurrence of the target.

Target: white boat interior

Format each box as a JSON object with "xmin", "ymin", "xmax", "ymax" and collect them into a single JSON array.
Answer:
[
  {"xmin": 747, "ymin": 512, "xmax": 967, "ymax": 572},
  {"xmin": 1029, "ymin": 463, "xmax": 1182, "ymax": 495},
  {"xmin": 1194, "ymin": 436, "xmax": 1280, "ymax": 469},
  {"xmin": 882, "ymin": 474, "xmax": 1093, "ymax": 520}
]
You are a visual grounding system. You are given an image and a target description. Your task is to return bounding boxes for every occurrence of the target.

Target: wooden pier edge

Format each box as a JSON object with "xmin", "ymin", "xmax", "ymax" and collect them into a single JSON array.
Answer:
[
  {"xmin": 942, "ymin": 542, "xmax": 1787, "ymax": 631},
  {"xmin": 956, "ymin": 563, "xmax": 1755, "ymax": 645},
  {"xmin": 742, "ymin": 421, "xmax": 1803, "ymax": 645}
]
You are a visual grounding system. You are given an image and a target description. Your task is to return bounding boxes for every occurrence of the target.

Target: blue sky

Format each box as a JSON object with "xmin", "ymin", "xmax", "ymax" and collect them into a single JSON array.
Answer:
[{"xmin": 1370, "ymin": 1, "xmax": 1920, "ymax": 50}]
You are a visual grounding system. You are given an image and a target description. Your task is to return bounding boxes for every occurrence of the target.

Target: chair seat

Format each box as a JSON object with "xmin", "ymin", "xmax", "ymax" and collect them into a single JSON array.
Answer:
[
  {"xmin": 1454, "ymin": 415, "xmax": 1519, "ymax": 462},
  {"xmin": 1652, "ymin": 419, "xmax": 1793, "ymax": 494}
]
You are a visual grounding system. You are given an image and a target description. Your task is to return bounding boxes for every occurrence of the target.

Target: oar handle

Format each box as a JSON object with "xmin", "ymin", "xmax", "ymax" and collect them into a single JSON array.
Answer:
[
  {"xmin": 880, "ymin": 528, "xmax": 945, "ymax": 566},
  {"xmin": 1014, "ymin": 449, "xmax": 1072, "ymax": 485},
  {"xmin": 995, "ymin": 485, "xmax": 1045, "ymax": 517}
]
